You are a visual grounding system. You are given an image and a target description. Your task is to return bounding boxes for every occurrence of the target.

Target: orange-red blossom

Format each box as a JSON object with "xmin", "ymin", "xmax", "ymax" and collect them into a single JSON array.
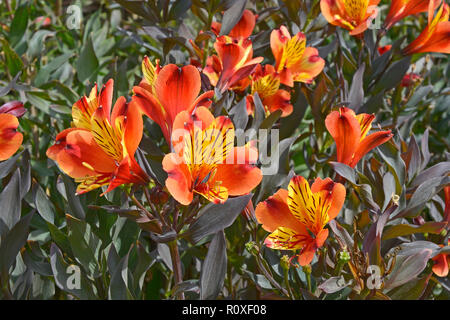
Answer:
[
  {"xmin": 246, "ymin": 64, "xmax": 293, "ymax": 117},
  {"xmin": 325, "ymin": 107, "xmax": 393, "ymax": 168},
  {"xmin": 320, "ymin": 0, "xmax": 380, "ymax": 36},
  {"xmin": 132, "ymin": 58, "xmax": 214, "ymax": 144},
  {"xmin": 402, "ymin": 1, "xmax": 450, "ymax": 55},
  {"xmin": 0, "ymin": 101, "xmax": 25, "ymax": 161},
  {"xmin": 270, "ymin": 26, "xmax": 325, "ymax": 87},
  {"xmin": 46, "ymin": 79, "xmax": 148, "ymax": 194},
  {"xmin": 256, "ymin": 176, "xmax": 346, "ymax": 266},
  {"xmin": 203, "ymin": 36, "xmax": 263, "ymax": 93},
  {"xmin": 162, "ymin": 107, "xmax": 262, "ymax": 205}
]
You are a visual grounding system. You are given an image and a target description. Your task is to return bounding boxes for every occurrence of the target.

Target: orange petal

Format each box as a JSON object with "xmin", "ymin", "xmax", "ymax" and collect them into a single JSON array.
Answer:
[
  {"xmin": 351, "ymin": 130, "xmax": 393, "ymax": 167},
  {"xmin": 311, "ymin": 177, "xmax": 346, "ymax": 220},
  {"xmin": 385, "ymin": 0, "xmax": 436, "ymax": 29},
  {"xmin": 255, "ymin": 188, "xmax": 308, "ymax": 235},
  {"xmin": 0, "ymin": 113, "xmax": 22, "ymax": 161},
  {"xmin": 132, "ymin": 85, "xmax": 170, "ymax": 143},
  {"xmin": 99, "ymin": 79, "xmax": 114, "ymax": 120},
  {"xmin": 270, "ymin": 26, "xmax": 291, "ymax": 70},
  {"xmin": 432, "ymin": 253, "xmax": 449, "ymax": 277},
  {"xmin": 406, "ymin": 21, "xmax": 450, "ymax": 54},
  {"xmin": 297, "ymin": 241, "xmax": 317, "ymax": 266},
  {"xmin": 229, "ymin": 9, "xmax": 256, "ymax": 38},
  {"xmin": 262, "ymin": 89, "xmax": 293, "ymax": 117},
  {"xmin": 191, "ymin": 90, "xmax": 215, "ymax": 110},
  {"xmin": 155, "ymin": 64, "xmax": 201, "ymax": 124},
  {"xmin": 290, "ymin": 47, "xmax": 325, "ymax": 84},
  {"xmin": 264, "ymin": 226, "xmax": 310, "ymax": 250},
  {"xmin": 62, "ymin": 129, "xmax": 117, "ymax": 176},
  {"xmin": 162, "ymin": 152, "xmax": 193, "ymax": 205},
  {"xmin": 214, "ymin": 146, "xmax": 262, "ymax": 196},
  {"xmin": 325, "ymin": 107, "xmax": 361, "ymax": 166},
  {"xmin": 123, "ymin": 100, "xmax": 143, "ymax": 158}
]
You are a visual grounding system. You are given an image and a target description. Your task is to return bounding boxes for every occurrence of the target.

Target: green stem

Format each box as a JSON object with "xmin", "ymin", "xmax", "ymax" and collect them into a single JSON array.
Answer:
[
  {"xmin": 168, "ymin": 240, "xmax": 184, "ymax": 300},
  {"xmin": 283, "ymin": 269, "xmax": 294, "ymax": 300}
]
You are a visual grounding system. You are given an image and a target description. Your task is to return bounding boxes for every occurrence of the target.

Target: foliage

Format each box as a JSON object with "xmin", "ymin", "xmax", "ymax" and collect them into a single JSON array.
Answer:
[{"xmin": 0, "ymin": 0, "xmax": 449, "ymax": 300}]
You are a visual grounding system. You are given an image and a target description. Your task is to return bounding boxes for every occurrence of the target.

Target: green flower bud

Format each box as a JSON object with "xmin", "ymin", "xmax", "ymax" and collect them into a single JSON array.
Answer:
[
  {"xmin": 339, "ymin": 250, "xmax": 351, "ymax": 263},
  {"xmin": 245, "ymin": 241, "xmax": 259, "ymax": 256},
  {"xmin": 281, "ymin": 255, "xmax": 290, "ymax": 271}
]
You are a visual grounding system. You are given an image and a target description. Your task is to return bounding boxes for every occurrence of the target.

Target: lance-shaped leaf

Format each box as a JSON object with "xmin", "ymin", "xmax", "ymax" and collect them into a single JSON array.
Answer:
[
  {"xmin": 49, "ymin": 244, "xmax": 96, "ymax": 299},
  {"xmin": 0, "ymin": 212, "xmax": 34, "ymax": 274},
  {"xmin": 33, "ymin": 183, "xmax": 55, "ymax": 224},
  {"xmin": 382, "ymin": 222, "xmax": 448, "ymax": 240},
  {"xmin": 186, "ymin": 194, "xmax": 252, "ymax": 244},
  {"xmin": 319, "ymin": 276, "xmax": 352, "ymax": 294},
  {"xmin": 330, "ymin": 162, "xmax": 356, "ymax": 184},
  {"xmin": 348, "ymin": 63, "xmax": 365, "ymax": 111},
  {"xmin": 200, "ymin": 231, "xmax": 227, "ymax": 300},
  {"xmin": 411, "ymin": 162, "xmax": 450, "ymax": 188},
  {"xmin": 229, "ymin": 97, "xmax": 248, "ymax": 131},
  {"xmin": 109, "ymin": 250, "xmax": 134, "ymax": 300},
  {"xmin": 0, "ymin": 168, "xmax": 22, "ymax": 234},
  {"xmin": 384, "ymin": 249, "xmax": 432, "ymax": 290},
  {"xmin": 219, "ymin": 0, "xmax": 247, "ymax": 36}
]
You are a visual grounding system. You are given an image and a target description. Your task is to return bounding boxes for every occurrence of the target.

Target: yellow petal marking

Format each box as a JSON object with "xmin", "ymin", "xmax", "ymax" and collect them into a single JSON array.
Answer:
[{"xmin": 287, "ymin": 176, "xmax": 331, "ymax": 234}]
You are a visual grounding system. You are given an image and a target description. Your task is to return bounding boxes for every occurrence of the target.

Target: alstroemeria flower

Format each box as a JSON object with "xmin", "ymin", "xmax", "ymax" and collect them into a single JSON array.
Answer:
[
  {"xmin": 133, "ymin": 60, "xmax": 214, "ymax": 144},
  {"xmin": 0, "ymin": 101, "xmax": 24, "ymax": 161},
  {"xmin": 403, "ymin": 1, "xmax": 450, "ymax": 54},
  {"xmin": 211, "ymin": 9, "xmax": 256, "ymax": 38},
  {"xmin": 162, "ymin": 106, "xmax": 262, "ymax": 205},
  {"xmin": 255, "ymin": 176, "xmax": 346, "ymax": 266},
  {"xmin": 270, "ymin": 26, "xmax": 325, "ymax": 87},
  {"xmin": 320, "ymin": 0, "xmax": 380, "ymax": 36},
  {"xmin": 325, "ymin": 107, "xmax": 393, "ymax": 168},
  {"xmin": 432, "ymin": 240, "xmax": 450, "ymax": 277},
  {"xmin": 385, "ymin": 0, "xmax": 440, "ymax": 30},
  {"xmin": 246, "ymin": 64, "xmax": 293, "ymax": 117},
  {"xmin": 204, "ymin": 36, "xmax": 263, "ymax": 93},
  {"xmin": 47, "ymin": 79, "xmax": 148, "ymax": 194}
]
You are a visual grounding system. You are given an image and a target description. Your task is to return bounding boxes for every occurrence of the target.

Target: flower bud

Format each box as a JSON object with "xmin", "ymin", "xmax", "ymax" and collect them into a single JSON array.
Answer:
[
  {"xmin": 413, "ymin": 216, "xmax": 425, "ymax": 226},
  {"xmin": 280, "ymin": 255, "xmax": 290, "ymax": 271},
  {"xmin": 150, "ymin": 185, "xmax": 169, "ymax": 205},
  {"xmin": 339, "ymin": 250, "xmax": 351, "ymax": 263},
  {"xmin": 245, "ymin": 241, "xmax": 259, "ymax": 256}
]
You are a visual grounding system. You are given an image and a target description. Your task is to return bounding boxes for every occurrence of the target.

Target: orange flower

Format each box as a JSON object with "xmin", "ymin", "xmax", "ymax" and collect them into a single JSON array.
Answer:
[
  {"xmin": 211, "ymin": 9, "xmax": 256, "ymax": 38},
  {"xmin": 246, "ymin": 64, "xmax": 293, "ymax": 117},
  {"xmin": 320, "ymin": 0, "xmax": 380, "ymax": 35},
  {"xmin": 204, "ymin": 36, "xmax": 263, "ymax": 93},
  {"xmin": 432, "ymin": 240, "xmax": 450, "ymax": 277},
  {"xmin": 270, "ymin": 26, "xmax": 325, "ymax": 87},
  {"xmin": 162, "ymin": 107, "xmax": 262, "ymax": 205},
  {"xmin": 47, "ymin": 79, "xmax": 148, "ymax": 194},
  {"xmin": 255, "ymin": 176, "xmax": 346, "ymax": 266},
  {"xmin": 325, "ymin": 107, "xmax": 393, "ymax": 168},
  {"xmin": 0, "ymin": 101, "xmax": 24, "ymax": 161},
  {"xmin": 385, "ymin": 0, "xmax": 440, "ymax": 29},
  {"xmin": 402, "ymin": 1, "xmax": 450, "ymax": 55},
  {"xmin": 132, "ymin": 58, "xmax": 214, "ymax": 144}
]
